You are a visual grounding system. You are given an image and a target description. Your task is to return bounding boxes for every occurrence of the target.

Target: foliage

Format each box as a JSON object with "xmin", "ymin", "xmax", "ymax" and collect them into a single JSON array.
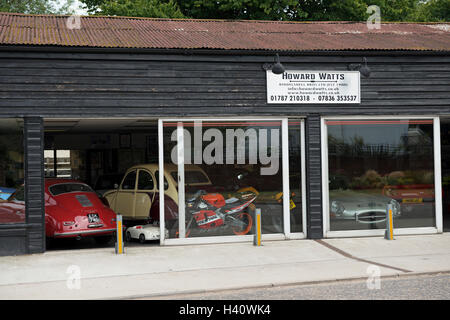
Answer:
[
  {"xmin": 173, "ymin": 0, "xmax": 447, "ymax": 22},
  {"xmin": 81, "ymin": 0, "xmax": 185, "ymax": 18},
  {"xmin": 2, "ymin": 0, "xmax": 448, "ymax": 21},
  {"xmin": 174, "ymin": 0, "xmax": 308, "ymax": 21},
  {"xmin": 411, "ymin": 0, "xmax": 450, "ymax": 22},
  {"xmin": 0, "ymin": 0, "xmax": 76, "ymax": 14}
]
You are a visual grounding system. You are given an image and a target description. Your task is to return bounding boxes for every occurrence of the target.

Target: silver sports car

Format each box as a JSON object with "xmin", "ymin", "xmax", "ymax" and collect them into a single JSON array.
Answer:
[{"xmin": 330, "ymin": 190, "xmax": 401, "ymax": 224}]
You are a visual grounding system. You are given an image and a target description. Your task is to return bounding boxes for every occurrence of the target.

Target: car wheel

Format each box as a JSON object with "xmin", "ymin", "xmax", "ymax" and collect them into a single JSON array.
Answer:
[
  {"xmin": 126, "ymin": 231, "xmax": 132, "ymax": 242},
  {"xmin": 139, "ymin": 234, "xmax": 146, "ymax": 244}
]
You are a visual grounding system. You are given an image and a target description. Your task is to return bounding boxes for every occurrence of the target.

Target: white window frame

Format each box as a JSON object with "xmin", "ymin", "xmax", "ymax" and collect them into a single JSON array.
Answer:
[
  {"xmin": 158, "ymin": 117, "xmax": 307, "ymax": 246},
  {"xmin": 321, "ymin": 115, "xmax": 443, "ymax": 238}
]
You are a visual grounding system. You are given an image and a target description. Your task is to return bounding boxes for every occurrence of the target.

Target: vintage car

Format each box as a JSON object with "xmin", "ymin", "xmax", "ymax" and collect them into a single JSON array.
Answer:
[
  {"xmin": 126, "ymin": 223, "xmax": 169, "ymax": 243},
  {"xmin": 330, "ymin": 189, "xmax": 401, "ymax": 224},
  {"xmin": 103, "ymin": 164, "xmax": 214, "ymax": 229},
  {"xmin": 44, "ymin": 179, "xmax": 117, "ymax": 243},
  {"xmin": 0, "ymin": 179, "xmax": 118, "ymax": 244},
  {"xmin": 0, "ymin": 187, "xmax": 25, "ymax": 224}
]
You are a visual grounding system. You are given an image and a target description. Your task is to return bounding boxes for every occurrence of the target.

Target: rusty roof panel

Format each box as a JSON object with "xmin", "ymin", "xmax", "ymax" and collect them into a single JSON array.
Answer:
[{"xmin": 0, "ymin": 12, "xmax": 448, "ymax": 51}]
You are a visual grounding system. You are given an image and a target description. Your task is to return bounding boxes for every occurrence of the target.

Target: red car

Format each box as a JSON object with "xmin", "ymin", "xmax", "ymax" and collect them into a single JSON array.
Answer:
[
  {"xmin": 382, "ymin": 184, "xmax": 435, "ymax": 204},
  {"xmin": 0, "ymin": 187, "xmax": 25, "ymax": 224},
  {"xmin": 0, "ymin": 179, "xmax": 118, "ymax": 245}
]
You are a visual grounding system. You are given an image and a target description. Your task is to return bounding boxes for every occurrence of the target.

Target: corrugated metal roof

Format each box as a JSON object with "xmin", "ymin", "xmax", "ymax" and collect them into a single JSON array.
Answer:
[{"xmin": 0, "ymin": 12, "xmax": 448, "ymax": 51}]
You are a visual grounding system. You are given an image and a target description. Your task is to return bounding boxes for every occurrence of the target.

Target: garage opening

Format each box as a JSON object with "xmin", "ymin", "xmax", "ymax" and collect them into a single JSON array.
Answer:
[
  {"xmin": 441, "ymin": 119, "xmax": 450, "ymax": 232},
  {"xmin": 44, "ymin": 118, "xmax": 159, "ymax": 250},
  {"xmin": 43, "ymin": 117, "xmax": 306, "ymax": 250}
]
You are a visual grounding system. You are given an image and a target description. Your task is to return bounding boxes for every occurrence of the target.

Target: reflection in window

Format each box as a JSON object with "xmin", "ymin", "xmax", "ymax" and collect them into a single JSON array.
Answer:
[
  {"xmin": 163, "ymin": 120, "xmax": 284, "ymax": 238},
  {"xmin": 0, "ymin": 119, "xmax": 25, "ymax": 224},
  {"xmin": 327, "ymin": 119, "xmax": 435, "ymax": 231}
]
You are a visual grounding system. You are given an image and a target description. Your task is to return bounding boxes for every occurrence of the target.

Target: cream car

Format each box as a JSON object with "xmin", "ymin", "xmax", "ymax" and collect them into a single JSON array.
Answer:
[{"xmin": 103, "ymin": 164, "xmax": 212, "ymax": 222}]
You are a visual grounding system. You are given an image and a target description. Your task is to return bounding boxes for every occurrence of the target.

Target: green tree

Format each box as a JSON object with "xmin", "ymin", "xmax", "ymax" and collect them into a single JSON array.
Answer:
[
  {"xmin": 367, "ymin": 0, "xmax": 421, "ymax": 21},
  {"xmin": 175, "ymin": 0, "xmax": 308, "ymax": 20},
  {"xmin": 0, "ymin": 0, "xmax": 76, "ymax": 14},
  {"xmin": 300, "ymin": 0, "xmax": 368, "ymax": 21},
  {"xmin": 175, "ymin": 0, "xmax": 425, "ymax": 21},
  {"xmin": 81, "ymin": 0, "xmax": 185, "ymax": 18},
  {"xmin": 413, "ymin": 0, "xmax": 450, "ymax": 21},
  {"xmin": 78, "ymin": 0, "xmax": 448, "ymax": 22}
]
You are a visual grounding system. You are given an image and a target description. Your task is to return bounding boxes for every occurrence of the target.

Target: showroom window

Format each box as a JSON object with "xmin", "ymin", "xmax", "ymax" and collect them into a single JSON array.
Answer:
[
  {"xmin": 323, "ymin": 117, "xmax": 441, "ymax": 236},
  {"xmin": 159, "ymin": 119, "xmax": 305, "ymax": 244},
  {"xmin": 0, "ymin": 119, "xmax": 25, "ymax": 224}
]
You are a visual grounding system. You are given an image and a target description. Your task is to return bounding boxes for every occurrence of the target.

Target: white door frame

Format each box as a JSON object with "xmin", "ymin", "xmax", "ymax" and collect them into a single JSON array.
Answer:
[
  {"xmin": 158, "ymin": 117, "xmax": 307, "ymax": 245},
  {"xmin": 321, "ymin": 115, "xmax": 443, "ymax": 238}
]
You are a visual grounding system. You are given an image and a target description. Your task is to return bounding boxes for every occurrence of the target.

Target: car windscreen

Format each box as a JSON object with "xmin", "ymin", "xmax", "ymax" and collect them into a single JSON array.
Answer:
[
  {"xmin": 170, "ymin": 170, "xmax": 210, "ymax": 185},
  {"xmin": 49, "ymin": 183, "xmax": 95, "ymax": 196}
]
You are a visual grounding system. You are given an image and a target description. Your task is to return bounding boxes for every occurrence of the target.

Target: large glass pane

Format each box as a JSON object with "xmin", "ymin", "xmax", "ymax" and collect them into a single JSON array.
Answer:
[
  {"xmin": 0, "ymin": 119, "xmax": 25, "ymax": 224},
  {"xmin": 327, "ymin": 119, "xmax": 435, "ymax": 231},
  {"xmin": 163, "ymin": 120, "xmax": 284, "ymax": 238}
]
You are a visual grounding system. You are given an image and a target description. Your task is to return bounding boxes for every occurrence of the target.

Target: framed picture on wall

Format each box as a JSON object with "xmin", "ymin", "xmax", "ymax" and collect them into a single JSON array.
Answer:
[{"xmin": 119, "ymin": 133, "xmax": 131, "ymax": 148}]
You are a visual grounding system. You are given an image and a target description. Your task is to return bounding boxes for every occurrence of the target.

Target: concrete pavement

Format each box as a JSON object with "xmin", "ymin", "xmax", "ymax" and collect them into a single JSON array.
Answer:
[{"xmin": 0, "ymin": 233, "xmax": 449, "ymax": 299}]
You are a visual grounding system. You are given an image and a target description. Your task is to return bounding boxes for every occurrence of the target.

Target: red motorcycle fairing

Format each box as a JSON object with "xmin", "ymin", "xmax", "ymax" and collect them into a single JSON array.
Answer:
[
  {"xmin": 193, "ymin": 210, "xmax": 224, "ymax": 229},
  {"xmin": 183, "ymin": 189, "xmax": 257, "ymax": 236},
  {"xmin": 201, "ymin": 193, "xmax": 226, "ymax": 208}
]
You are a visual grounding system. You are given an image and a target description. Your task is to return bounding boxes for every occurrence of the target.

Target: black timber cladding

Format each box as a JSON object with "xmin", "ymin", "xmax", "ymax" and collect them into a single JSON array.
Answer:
[
  {"xmin": 24, "ymin": 117, "xmax": 45, "ymax": 254},
  {"xmin": 0, "ymin": 48, "xmax": 448, "ymax": 252},
  {"xmin": 0, "ymin": 49, "xmax": 449, "ymax": 117},
  {"xmin": 305, "ymin": 115, "xmax": 323, "ymax": 239}
]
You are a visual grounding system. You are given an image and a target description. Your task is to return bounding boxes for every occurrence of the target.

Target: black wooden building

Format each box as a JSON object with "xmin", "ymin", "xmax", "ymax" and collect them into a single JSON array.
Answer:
[{"xmin": 0, "ymin": 12, "xmax": 449, "ymax": 256}]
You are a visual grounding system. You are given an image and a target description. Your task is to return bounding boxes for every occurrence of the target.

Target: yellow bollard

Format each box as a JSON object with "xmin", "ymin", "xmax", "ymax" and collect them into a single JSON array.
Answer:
[
  {"xmin": 384, "ymin": 204, "xmax": 394, "ymax": 240},
  {"xmin": 253, "ymin": 208, "xmax": 262, "ymax": 246},
  {"xmin": 115, "ymin": 214, "xmax": 124, "ymax": 254}
]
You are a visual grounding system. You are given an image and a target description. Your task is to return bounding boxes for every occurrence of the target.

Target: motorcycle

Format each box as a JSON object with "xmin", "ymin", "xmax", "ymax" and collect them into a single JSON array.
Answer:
[{"xmin": 174, "ymin": 188, "xmax": 258, "ymax": 237}]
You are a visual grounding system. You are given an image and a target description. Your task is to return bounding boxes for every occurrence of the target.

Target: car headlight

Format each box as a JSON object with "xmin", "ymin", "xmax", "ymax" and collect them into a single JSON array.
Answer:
[{"xmin": 331, "ymin": 200, "xmax": 345, "ymax": 216}]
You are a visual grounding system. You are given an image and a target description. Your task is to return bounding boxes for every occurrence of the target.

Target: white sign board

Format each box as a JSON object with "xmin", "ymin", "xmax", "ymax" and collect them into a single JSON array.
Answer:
[{"xmin": 266, "ymin": 70, "xmax": 360, "ymax": 104}]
